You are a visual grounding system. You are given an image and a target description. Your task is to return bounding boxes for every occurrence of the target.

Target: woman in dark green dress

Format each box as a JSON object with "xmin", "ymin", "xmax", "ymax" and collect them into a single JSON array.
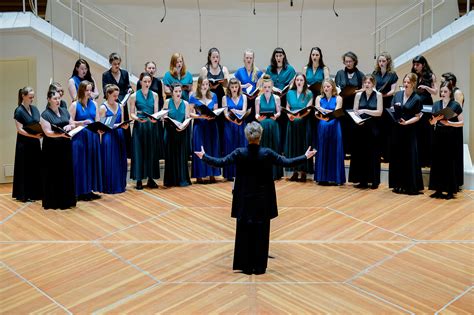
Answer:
[
  {"xmin": 284, "ymin": 73, "xmax": 313, "ymax": 181},
  {"xmin": 129, "ymin": 72, "xmax": 161, "ymax": 190},
  {"xmin": 255, "ymin": 75, "xmax": 283, "ymax": 180},
  {"xmin": 163, "ymin": 83, "xmax": 192, "ymax": 187},
  {"xmin": 12, "ymin": 87, "xmax": 42, "ymax": 202}
]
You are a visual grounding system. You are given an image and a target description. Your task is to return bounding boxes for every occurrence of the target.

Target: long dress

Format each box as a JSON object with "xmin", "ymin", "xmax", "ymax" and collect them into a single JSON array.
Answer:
[
  {"xmin": 164, "ymin": 99, "xmax": 191, "ymax": 187},
  {"xmin": 453, "ymin": 87, "xmax": 464, "ymax": 189},
  {"xmin": 428, "ymin": 100, "xmax": 463, "ymax": 194},
  {"xmin": 284, "ymin": 90, "xmax": 313, "ymax": 173},
  {"xmin": 130, "ymin": 90, "xmax": 161, "ymax": 181},
  {"xmin": 190, "ymin": 93, "xmax": 221, "ymax": 178},
  {"xmin": 389, "ymin": 91, "xmax": 424, "ymax": 194},
  {"xmin": 314, "ymin": 96, "xmax": 346, "ymax": 184},
  {"xmin": 373, "ymin": 70, "xmax": 399, "ymax": 162},
  {"xmin": 335, "ymin": 67, "xmax": 364, "ymax": 156},
  {"xmin": 12, "ymin": 105, "xmax": 42, "ymax": 201},
  {"xmin": 100, "ymin": 104, "xmax": 127, "ymax": 194},
  {"xmin": 207, "ymin": 65, "xmax": 226, "ymax": 154},
  {"xmin": 41, "ymin": 107, "xmax": 76, "ymax": 209},
  {"xmin": 415, "ymin": 72, "xmax": 435, "ymax": 167},
  {"xmin": 234, "ymin": 67, "xmax": 264, "ymax": 123},
  {"xmin": 71, "ymin": 99, "xmax": 103, "ymax": 196},
  {"xmin": 163, "ymin": 71, "xmax": 193, "ymax": 101},
  {"xmin": 348, "ymin": 92, "xmax": 381, "ymax": 186},
  {"xmin": 305, "ymin": 66, "xmax": 324, "ymax": 149},
  {"xmin": 138, "ymin": 77, "xmax": 165, "ymax": 159},
  {"xmin": 258, "ymin": 94, "xmax": 283, "ymax": 180},
  {"xmin": 102, "ymin": 68, "xmax": 133, "ymax": 158},
  {"xmin": 223, "ymin": 95, "xmax": 248, "ymax": 180}
]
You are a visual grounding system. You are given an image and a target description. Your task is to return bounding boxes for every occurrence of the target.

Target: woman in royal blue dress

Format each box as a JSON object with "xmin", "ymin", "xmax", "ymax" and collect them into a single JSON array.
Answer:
[
  {"xmin": 40, "ymin": 90, "xmax": 76, "ymax": 210},
  {"xmin": 12, "ymin": 87, "xmax": 42, "ymax": 202},
  {"xmin": 222, "ymin": 78, "xmax": 248, "ymax": 181},
  {"xmin": 255, "ymin": 75, "xmax": 283, "ymax": 180},
  {"xmin": 314, "ymin": 79, "xmax": 346, "ymax": 185},
  {"xmin": 99, "ymin": 84, "xmax": 129, "ymax": 194},
  {"xmin": 67, "ymin": 58, "xmax": 99, "ymax": 101},
  {"xmin": 129, "ymin": 72, "xmax": 161, "ymax": 190},
  {"xmin": 69, "ymin": 81, "xmax": 103, "ymax": 201},
  {"xmin": 284, "ymin": 73, "xmax": 313, "ymax": 182},
  {"xmin": 189, "ymin": 75, "xmax": 221, "ymax": 183},
  {"xmin": 234, "ymin": 49, "xmax": 263, "ymax": 123},
  {"xmin": 163, "ymin": 83, "xmax": 192, "ymax": 187},
  {"xmin": 266, "ymin": 47, "xmax": 296, "ymax": 153},
  {"xmin": 163, "ymin": 53, "xmax": 193, "ymax": 101}
]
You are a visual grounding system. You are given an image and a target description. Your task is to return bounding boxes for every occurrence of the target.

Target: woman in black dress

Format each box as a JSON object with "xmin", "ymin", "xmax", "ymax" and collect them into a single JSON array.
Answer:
[
  {"xmin": 39, "ymin": 90, "xmax": 76, "ymax": 210},
  {"xmin": 411, "ymin": 55, "xmax": 438, "ymax": 167},
  {"xmin": 12, "ymin": 87, "xmax": 42, "ymax": 202},
  {"xmin": 349, "ymin": 74, "xmax": 383, "ymax": 189},
  {"xmin": 335, "ymin": 51, "xmax": 364, "ymax": 157},
  {"xmin": 389, "ymin": 73, "xmax": 424, "ymax": 195},
  {"xmin": 373, "ymin": 52, "xmax": 398, "ymax": 162},
  {"xmin": 48, "ymin": 82, "xmax": 68, "ymax": 110},
  {"xmin": 428, "ymin": 81, "xmax": 463, "ymax": 199}
]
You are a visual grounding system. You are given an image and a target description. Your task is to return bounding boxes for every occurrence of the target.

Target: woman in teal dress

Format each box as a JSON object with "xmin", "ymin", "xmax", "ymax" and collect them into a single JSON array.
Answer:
[
  {"xmin": 255, "ymin": 75, "xmax": 283, "ymax": 180},
  {"xmin": 284, "ymin": 73, "xmax": 313, "ymax": 182},
  {"xmin": 163, "ymin": 83, "xmax": 192, "ymax": 187},
  {"xmin": 129, "ymin": 72, "xmax": 161, "ymax": 190},
  {"xmin": 163, "ymin": 53, "xmax": 193, "ymax": 101}
]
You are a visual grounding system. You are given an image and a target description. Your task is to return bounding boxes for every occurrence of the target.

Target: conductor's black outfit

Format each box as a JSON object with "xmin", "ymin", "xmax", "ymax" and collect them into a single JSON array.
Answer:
[{"xmin": 202, "ymin": 144, "xmax": 307, "ymax": 274}]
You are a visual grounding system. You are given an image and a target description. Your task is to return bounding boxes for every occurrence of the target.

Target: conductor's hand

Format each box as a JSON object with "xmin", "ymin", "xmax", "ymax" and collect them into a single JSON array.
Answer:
[
  {"xmin": 305, "ymin": 146, "xmax": 317, "ymax": 159},
  {"xmin": 194, "ymin": 146, "xmax": 205, "ymax": 159}
]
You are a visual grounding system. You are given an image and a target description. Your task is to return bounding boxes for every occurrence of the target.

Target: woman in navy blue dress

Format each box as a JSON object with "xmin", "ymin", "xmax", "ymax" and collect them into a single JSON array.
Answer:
[
  {"xmin": 69, "ymin": 81, "xmax": 103, "ymax": 200},
  {"xmin": 40, "ymin": 90, "xmax": 76, "ymax": 210},
  {"xmin": 99, "ymin": 84, "xmax": 129, "ymax": 194},
  {"xmin": 222, "ymin": 78, "xmax": 248, "ymax": 181},
  {"xmin": 428, "ymin": 81, "xmax": 463, "ymax": 199},
  {"xmin": 189, "ymin": 75, "xmax": 221, "ymax": 183},
  {"xmin": 67, "ymin": 58, "xmax": 99, "ymax": 101},
  {"xmin": 314, "ymin": 79, "xmax": 346, "ymax": 185},
  {"xmin": 12, "ymin": 87, "xmax": 42, "ymax": 202},
  {"xmin": 163, "ymin": 83, "xmax": 192, "ymax": 187}
]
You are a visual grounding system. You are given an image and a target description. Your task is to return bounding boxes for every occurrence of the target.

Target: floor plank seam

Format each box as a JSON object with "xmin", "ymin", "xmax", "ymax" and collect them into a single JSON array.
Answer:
[
  {"xmin": 434, "ymin": 285, "xmax": 473, "ymax": 314},
  {"xmin": 346, "ymin": 282, "xmax": 415, "ymax": 314},
  {"xmin": 93, "ymin": 242, "xmax": 162, "ymax": 284},
  {"xmin": 91, "ymin": 283, "xmax": 161, "ymax": 315},
  {"xmin": 0, "ymin": 260, "xmax": 73, "ymax": 314},
  {"xmin": 326, "ymin": 206, "xmax": 415, "ymax": 241},
  {"xmin": 0, "ymin": 202, "xmax": 31, "ymax": 225},
  {"xmin": 141, "ymin": 190, "xmax": 184, "ymax": 208},
  {"xmin": 3, "ymin": 240, "xmax": 473, "ymax": 244},
  {"xmin": 344, "ymin": 243, "xmax": 416, "ymax": 284}
]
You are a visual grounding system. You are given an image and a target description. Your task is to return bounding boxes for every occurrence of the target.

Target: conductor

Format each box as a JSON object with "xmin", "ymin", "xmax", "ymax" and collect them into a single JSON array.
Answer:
[{"xmin": 195, "ymin": 122, "xmax": 316, "ymax": 275}]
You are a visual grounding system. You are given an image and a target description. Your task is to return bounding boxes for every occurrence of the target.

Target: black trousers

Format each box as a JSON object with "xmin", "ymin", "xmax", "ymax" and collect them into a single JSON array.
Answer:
[{"xmin": 233, "ymin": 219, "xmax": 270, "ymax": 274}]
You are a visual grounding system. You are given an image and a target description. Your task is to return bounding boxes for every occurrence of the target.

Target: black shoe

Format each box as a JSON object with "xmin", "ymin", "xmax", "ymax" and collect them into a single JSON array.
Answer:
[
  {"xmin": 370, "ymin": 184, "xmax": 379, "ymax": 190},
  {"xmin": 254, "ymin": 268, "xmax": 266, "ymax": 275},
  {"xmin": 430, "ymin": 191, "xmax": 443, "ymax": 199},
  {"xmin": 209, "ymin": 176, "xmax": 216, "ymax": 184},
  {"xmin": 355, "ymin": 183, "xmax": 368, "ymax": 189},
  {"xmin": 77, "ymin": 194, "xmax": 91, "ymax": 201},
  {"xmin": 89, "ymin": 192, "xmax": 101, "ymax": 200},
  {"xmin": 289, "ymin": 172, "xmax": 298, "ymax": 181},
  {"xmin": 392, "ymin": 188, "xmax": 401, "ymax": 194},
  {"xmin": 318, "ymin": 181, "xmax": 329, "ymax": 186},
  {"xmin": 147, "ymin": 179, "xmax": 158, "ymax": 188},
  {"xmin": 444, "ymin": 193, "xmax": 454, "ymax": 200},
  {"xmin": 196, "ymin": 178, "xmax": 204, "ymax": 184},
  {"xmin": 299, "ymin": 172, "xmax": 307, "ymax": 182},
  {"xmin": 136, "ymin": 180, "xmax": 143, "ymax": 190}
]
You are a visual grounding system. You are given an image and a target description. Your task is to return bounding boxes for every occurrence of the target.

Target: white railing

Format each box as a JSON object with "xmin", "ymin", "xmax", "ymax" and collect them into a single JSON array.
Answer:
[
  {"xmin": 22, "ymin": 0, "xmax": 133, "ymax": 74},
  {"xmin": 372, "ymin": 0, "xmax": 446, "ymax": 57}
]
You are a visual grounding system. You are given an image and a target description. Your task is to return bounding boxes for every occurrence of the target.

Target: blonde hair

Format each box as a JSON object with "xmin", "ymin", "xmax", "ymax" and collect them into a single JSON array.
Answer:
[
  {"xmin": 321, "ymin": 78, "xmax": 338, "ymax": 97},
  {"xmin": 244, "ymin": 49, "xmax": 259, "ymax": 82},
  {"xmin": 374, "ymin": 52, "xmax": 394, "ymax": 73},
  {"xmin": 195, "ymin": 75, "xmax": 212, "ymax": 100}
]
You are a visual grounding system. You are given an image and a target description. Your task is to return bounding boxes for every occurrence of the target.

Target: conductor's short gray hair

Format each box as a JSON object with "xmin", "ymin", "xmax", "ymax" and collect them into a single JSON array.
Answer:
[{"xmin": 244, "ymin": 122, "xmax": 263, "ymax": 143}]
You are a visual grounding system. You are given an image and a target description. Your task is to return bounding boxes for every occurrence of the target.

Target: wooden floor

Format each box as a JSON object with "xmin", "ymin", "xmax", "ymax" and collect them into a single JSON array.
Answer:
[{"xmin": 1, "ymin": 179, "xmax": 473, "ymax": 314}]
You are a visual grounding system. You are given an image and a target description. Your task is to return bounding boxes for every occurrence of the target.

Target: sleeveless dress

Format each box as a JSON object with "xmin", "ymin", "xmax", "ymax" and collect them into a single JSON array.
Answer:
[
  {"xmin": 190, "ymin": 93, "xmax": 221, "ymax": 178},
  {"xmin": 163, "ymin": 71, "xmax": 193, "ymax": 101},
  {"xmin": 72, "ymin": 99, "xmax": 103, "ymax": 196},
  {"xmin": 258, "ymin": 94, "xmax": 283, "ymax": 180},
  {"xmin": 130, "ymin": 90, "xmax": 161, "ymax": 181},
  {"xmin": 222, "ymin": 95, "xmax": 248, "ymax": 180},
  {"xmin": 284, "ymin": 90, "xmax": 313, "ymax": 173},
  {"xmin": 306, "ymin": 66, "xmax": 324, "ymax": 88},
  {"xmin": 314, "ymin": 96, "xmax": 346, "ymax": 184},
  {"xmin": 428, "ymin": 100, "xmax": 463, "ymax": 194},
  {"xmin": 41, "ymin": 107, "xmax": 76, "ymax": 209},
  {"xmin": 12, "ymin": 105, "xmax": 42, "ymax": 201},
  {"xmin": 348, "ymin": 91, "xmax": 381, "ymax": 186},
  {"xmin": 234, "ymin": 67, "xmax": 264, "ymax": 124},
  {"xmin": 101, "ymin": 104, "xmax": 127, "ymax": 193},
  {"xmin": 207, "ymin": 65, "xmax": 226, "ymax": 154},
  {"xmin": 164, "ymin": 99, "xmax": 191, "ymax": 187}
]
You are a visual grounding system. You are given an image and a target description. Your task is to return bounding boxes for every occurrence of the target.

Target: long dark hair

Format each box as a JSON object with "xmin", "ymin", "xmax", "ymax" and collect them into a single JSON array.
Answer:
[
  {"xmin": 17, "ymin": 86, "xmax": 34, "ymax": 106},
  {"xmin": 411, "ymin": 55, "xmax": 434, "ymax": 80},
  {"xmin": 306, "ymin": 47, "xmax": 326, "ymax": 69},
  {"xmin": 206, "ymin": 47, "xmax": 220, "ymax": 68},
  {"xmin": 269, "ymin": 47, "xmax": 288, "ymax": 73},
  {"xmin": 290, "ymin": 72, "xmax": 309, "ymax": 96},
  {"xmin": 71, "ymin": 58, "xmax": 95, "ymax": 90}
]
